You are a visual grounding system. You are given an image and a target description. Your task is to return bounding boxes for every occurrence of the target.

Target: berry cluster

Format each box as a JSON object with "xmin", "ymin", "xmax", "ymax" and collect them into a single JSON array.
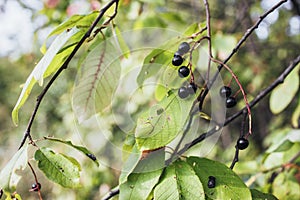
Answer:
[
  {"xmin": 178, "ymin": 82, "xmax": 197, "ymax": 99},
  {"xmin": 172, "ymin": 42, "xmax": 190, "ymax": 66},
  {"xmin": 172, "ymin": 42, "xmax": 198, "ymax": 99},
  {"xmin": 219, "ymin": 86, "xmax": 237, "ymax": 108}
]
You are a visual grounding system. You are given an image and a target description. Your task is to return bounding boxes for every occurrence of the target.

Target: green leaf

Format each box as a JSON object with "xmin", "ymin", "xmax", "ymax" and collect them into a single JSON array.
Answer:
[
  {"xmin": 272, "ymin": 171, "xmax": 300, "ymax": 200},
  {"xmin": 154, "ymin": 160, "xmax": 205, "ymax": 200},
  {"xmin": 136, "ymin": 37, "xmax": 186, "ymax": 88},
  {"xmin": 12, "ymin": 28, "xmax": 79, "ymax": 126},
  {"xmin": 187, "ymin": 157, "xmax": 252, "ymax": 200},
  {"xmin": 250, "ymin": 189, "xmax": 278, "ymax": 200},
  {"xmin": 183, "ymin": 23, "xmax": 202, "ymax": 36},
  {"xmin": 113, "ymin": 26, "xmax": 130, "ymax": 58},
  {"xmin": 212, "ymin": 33, "xmax": 237, "ymax": 58},
  {"xmin": 44, "ymin": 136, "xmax": 99, "ymax": 166},
  {"xmin": 122, "ymin": 134, "xmax": 136, "ymax": 161},
  {"xmin": 34, "ymin": 147, "xmax": 81, "ymax": 188},
  {"xmin": 48, "ymin": 11, "xmax": 99, "ymax": 38},
  {"xmin": 36, "ymin": 28, "xmax": 79, "ymax": 86},
  {"xmin": 292, "ymin": 99, "xmax": 300, "ymax": 128},
  {"xmin": 119, "ymin": 168, "xmax": 163, "ymax": 200},
  {"xmin": 3, "ymin": 191, "xmax": 22, "ymax": 200},
  {"xmin": 266, "ymin": 140, "xmax": 294, "ymax": 153},
  {"xmin": 135, "ymin": 90, "xmax": 196, "ymax": 150},
  {"xmin": 266, "ymin": 129, "xmax": 300, "ymax": 153},
  {"xmin": 72, "ymin": 39, "xmax": 121, "ymax": 123},
  {"xmin": 270, "ymin": 64, "xmax": 299, "ymax": 114},
  {"xmin": 0, "ymin": 145, "xmax": 28, "ymax": 192},
  {"xmin": 133, "ymin": 15, "xmax": 167, "ymax": 29},
  {"xmin": 119, "ymin": 145, "xmax": 142, "ymax": 184},
  {"xmin": 136, "ymin": 48, "xmax": 172, "ymax": 88},
  {"xmin": 120, "ymin": 146, "xmax": 165, "ymax": 184}
]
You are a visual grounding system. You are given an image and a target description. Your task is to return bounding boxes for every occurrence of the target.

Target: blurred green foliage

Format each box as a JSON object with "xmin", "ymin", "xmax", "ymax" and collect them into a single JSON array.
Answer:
[{"xmin": 0, "ymin": 0, "xmax": 299, "ymax": 199}]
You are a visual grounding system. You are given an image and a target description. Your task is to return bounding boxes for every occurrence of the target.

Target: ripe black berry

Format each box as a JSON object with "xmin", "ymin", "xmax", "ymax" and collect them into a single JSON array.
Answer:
[
  {"xmin": 178, "ymin": 66, "xmax": 190, "ymax": 78},
  {"xmin": 219, "ymin": 86, "xmax": 232, "ymax": 98},
  {"xmin": 174, "ymin": 51, "xmax": 182, "ymax": 57},
  {"xmin": 178, "ymin": 87, "xmax": 189, "ymax": 99},
  {"xmin": 172, "ymin": 55, "xmax": 183, "ymax": 66},
  {"xmin": 237, "ymin": 138, "xmax": 249, "ymax": 150},
  {"xmin": 187, "ymin": 83, "xmax": 197, "ymax": 94},
  {"xmin": 31, "ymin": 182, "xmax": 41, "ymax": 192},
  {"xmin": 226, "ymin": 96, "xmax": 237, "ymax": 108},
  {"xmin": 178, "ymin": 42, "xmax": 190, "ymax": 54},
  {"xmin": 207, "ymin": 176, "xmax": 216, "ymax": 188}
]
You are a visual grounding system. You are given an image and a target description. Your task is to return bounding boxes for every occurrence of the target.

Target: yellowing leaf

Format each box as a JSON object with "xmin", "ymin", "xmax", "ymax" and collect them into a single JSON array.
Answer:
[
  {"xmin": 12, "ymin": 28, "xmax": 79, "ymax": 126},
  {"xmin": 0, "ymin": 145, "xmax": 28, "ymax": 192},
  {"xmin": 270, "ymin": 64, "xmax": 299, "ymax": 114}
]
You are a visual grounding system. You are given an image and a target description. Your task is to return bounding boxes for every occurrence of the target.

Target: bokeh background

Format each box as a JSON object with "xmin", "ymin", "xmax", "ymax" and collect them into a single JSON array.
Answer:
[{"xmin": 0, "ymin": 0, "xmax": 299, "ymax": 199}]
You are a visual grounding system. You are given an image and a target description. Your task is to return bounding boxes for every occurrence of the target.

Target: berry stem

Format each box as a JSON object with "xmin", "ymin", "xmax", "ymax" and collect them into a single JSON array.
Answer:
[
  {"xmin": 28, "ymin": 161, "xmax": 43, "ymax": 200},
  {"xmin": 227, "ymin": 76, "xmax": 234, "ymax": 87},
  {"xmin": 188, "ymin": 26, "xmax": 207, "ymax": 39},
  {"xmin": 233, "ymin": 89, "xmax": 241, "ymax": 98},
  {"xmin": 210, "ymin": 57, "xmax": 252, "ymax": 135}
]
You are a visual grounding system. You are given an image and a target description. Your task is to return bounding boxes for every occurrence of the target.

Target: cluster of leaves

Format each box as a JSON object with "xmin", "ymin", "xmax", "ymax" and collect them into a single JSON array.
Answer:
[{"xmin": 0, "ymin": 0, "xmax": 299, "ymax": 199}]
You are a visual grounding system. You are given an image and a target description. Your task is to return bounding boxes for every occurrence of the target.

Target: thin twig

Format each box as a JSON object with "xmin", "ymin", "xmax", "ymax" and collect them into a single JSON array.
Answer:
[
  {"xmin": 18, "ymin": 0, "xmax": 120, "ymax": 150},
  {"xmin": 230, "ymin": 146, "xmax": 239, "ymax": 169},
  {"xmin": 28, "ymin": 162, "xmax": 43, "ymax": 200},
  {"xmin": 229, "ymin": 110, "xmax": 247, "ymax": 169},
  {"xmin": 210, "ymin": 58, "xmax": 252, "ymax": 135},
  {"xmin": 167, "ymin": 109, "xmax": 198, "ymax": 164},
  {"xmin": 203, "ymin": 0, "xmax": 213, "ymax": 83},
  {"xmin": 177, "ymin": 55, "xmax": 300, "ymax": 155},
  {"xmin": 102, "ymin": 187, "xmax": 120, "ymax": 200}
]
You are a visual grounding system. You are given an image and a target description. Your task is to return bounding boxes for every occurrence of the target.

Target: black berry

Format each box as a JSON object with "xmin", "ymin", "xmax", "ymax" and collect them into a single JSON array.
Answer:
[
  {"xmin": 226, "ymin": 96, "xmax": 237, "ymax": 108},
  {"xmin": 219, "ymin": 86, "xmax": 232, "ymax": 98},
  {"xmin": 172, "ymin": 55, "xmax": 183, "ymax": 66},
  {"xmin": 237, "ymin": 138, "xmax": 249, "ymax": 150},
  {"xmin": 174, "ymin": 51, "xmax": 182, "ymax": 57},
  {"xmin": 31, "ymin": 182, "xmax": 41, "ymax": 192},
  {"xmin": 178, "ymin": 87, "xmax": 189, "ymax": 99},
  {"xmin": 178, "ymin": 42, "xmax": 190, "ymax": 54},
  {"xmin": 207, "ymin": 176, "xmax": 216, "ymax": 188},
  {"xmin": 187, "ymin": 83, "xmax": 197, "ymax": 94},
  {"xmin": 178, "ymin": 66, "xmax": 190, "ymax": 78}
]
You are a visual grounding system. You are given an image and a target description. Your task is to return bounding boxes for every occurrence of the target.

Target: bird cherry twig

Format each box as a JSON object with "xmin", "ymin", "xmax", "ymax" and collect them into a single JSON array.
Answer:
[
  {"xmin": 177, "ymin": 54, "xmax": 300, "ymax": 156},
  {"xmin": 210, "ymin": 57, "xmax": 252, "ymax": 136},
  {"xmin": 18, "ymin": 0, "xmax": 120, "ymax": 150},
  {"xmin": 203, "ymin": 0, "xmax": 213, "ymax": 83},
  {"xmin": 229, "ymin": 110, "xmax": 247, "ymax": 169},
  {"xmin": 28, "ymin": 161, "xmax": 42, "ymax": 200},
  {"xmin": 198, "ymin": 0, "xmax": 288, "ymax": 111}
]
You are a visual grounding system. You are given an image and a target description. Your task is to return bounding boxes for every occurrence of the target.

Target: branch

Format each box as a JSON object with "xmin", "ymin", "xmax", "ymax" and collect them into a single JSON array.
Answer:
[
  {"xmin": 102, "ymin": 186, "xmax": 120, "ymax": 200},
  {"xmin": 203, "ymin": 0, "xmax": 213, "ymax": 82},
  {"xmin": 18, "ymin": 0, "xmax": 120, "ymax": 150},
  {"xmin": 178, "ymin": 54, "xmax": 300, "ymax": 155},
  {"xmin": 198, "ymin": 0, "xmax": 288, "ymax": 110}
]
